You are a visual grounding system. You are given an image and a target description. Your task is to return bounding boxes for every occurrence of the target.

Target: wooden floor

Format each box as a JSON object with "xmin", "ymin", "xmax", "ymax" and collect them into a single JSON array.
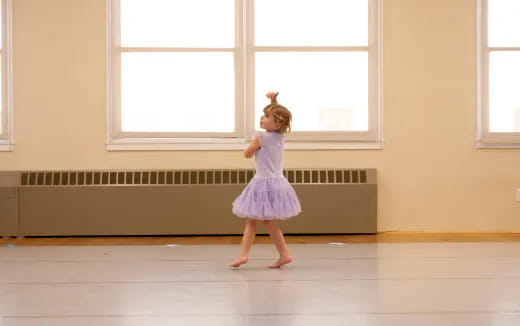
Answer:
[{"xmin": 2, "ymin": 232, "xmax": 520, "ymax": 246}]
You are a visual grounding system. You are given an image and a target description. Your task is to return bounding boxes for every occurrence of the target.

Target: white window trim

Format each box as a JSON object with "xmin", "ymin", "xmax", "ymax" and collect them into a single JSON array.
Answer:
[
  {"xmin": 106, "ymin": 0, "xmax": 383, "ymax": 151},
  {"xmin": 0, "ymin": 0, "xmax": 13, "ymax": 151},
  {"xmin": 477, "ymin": 0, "xmax": 520, "ymax": 148}
]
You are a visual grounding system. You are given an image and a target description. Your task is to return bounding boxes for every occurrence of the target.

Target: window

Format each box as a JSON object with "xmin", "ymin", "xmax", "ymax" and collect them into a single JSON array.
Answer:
[
  {"xmin": 108, "ymin": 0, "xmax": 381, "ymax": 150},
  {"xmin": 0, "ymin": 0, "xmax": 12, "ymax": 151},
  {"xmin": 478, "ymin": 0, "xmax": 520, "ymax": 147}
]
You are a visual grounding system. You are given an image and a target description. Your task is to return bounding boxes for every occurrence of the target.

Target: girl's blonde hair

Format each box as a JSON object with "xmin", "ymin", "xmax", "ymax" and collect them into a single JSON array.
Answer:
[{"xmin": 263, "ymin": 103, "xmax": 292, "ymax": 134}]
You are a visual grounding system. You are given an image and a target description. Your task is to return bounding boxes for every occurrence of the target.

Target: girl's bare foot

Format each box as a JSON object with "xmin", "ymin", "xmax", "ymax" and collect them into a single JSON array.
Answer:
[
  {"xmin": 229, "ymin": 256, "xmax": 248, "ymax": 268},
  {"xmin": 268, "ymin": 256, "xmax": 293, "ymax": 268}
]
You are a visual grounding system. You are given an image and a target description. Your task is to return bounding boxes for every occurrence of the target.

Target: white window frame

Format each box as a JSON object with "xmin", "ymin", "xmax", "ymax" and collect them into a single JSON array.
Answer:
[
  {"xmin": 477, "ymin": 0, "xmax": 520, "ymax": 148},
  {"xmin": 107, "ymin": 0, "xmax": 382, "ymax": 151},
  {"xmin": 0, "ymin": 0, "xmax": 13, "ymax": 151}
]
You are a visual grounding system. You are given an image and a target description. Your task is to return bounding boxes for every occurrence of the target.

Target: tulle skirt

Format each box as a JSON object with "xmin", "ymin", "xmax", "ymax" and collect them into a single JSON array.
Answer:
[{"xmin": 232, "ymin": 176, "xmax": 302, "ymax": 220}]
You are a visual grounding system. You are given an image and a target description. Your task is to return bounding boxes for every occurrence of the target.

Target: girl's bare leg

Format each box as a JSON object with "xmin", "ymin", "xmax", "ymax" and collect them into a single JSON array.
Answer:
[
  {"xmin": 263, "ymin": 220, "xmax": 293, "ymax": 268},
  {"xmin": 229, "ymin": 219, "xmax": 257, "ymax": 267}
]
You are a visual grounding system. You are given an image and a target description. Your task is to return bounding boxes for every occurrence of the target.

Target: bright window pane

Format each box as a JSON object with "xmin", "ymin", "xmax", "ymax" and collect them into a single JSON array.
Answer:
[
  {"xmin": 488, "ymin": 0, "xmax": 520, "ymax": 47},
  {"xmin": 121, "ymin": 53, "xmax": 235, "ymax": 132},
  {"xmin": 121, "ymin": 0, "xmax": 234, "ymax": 47},
  {"xmin": 255, "ymin": 0, "xmax": 368, "ymax": 46},
  {"xmin": 489, "ymin": 51, "xmax": 520, "ymax": 132},
  {"xmin": 255, "ymin": 52, "xmax": 368, "ymax": 131}
]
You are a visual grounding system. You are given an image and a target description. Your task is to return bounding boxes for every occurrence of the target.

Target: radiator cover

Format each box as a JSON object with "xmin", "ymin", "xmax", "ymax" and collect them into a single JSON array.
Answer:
[{"xmin": 1, "ymin": 169, "xmax": 377, "ymax": 237}]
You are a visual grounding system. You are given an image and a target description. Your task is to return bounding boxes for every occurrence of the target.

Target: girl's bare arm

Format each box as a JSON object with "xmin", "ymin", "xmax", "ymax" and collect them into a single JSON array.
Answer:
[{"xmin": 244, "ymin": 136, "xmax": 261, "ymax": 158}]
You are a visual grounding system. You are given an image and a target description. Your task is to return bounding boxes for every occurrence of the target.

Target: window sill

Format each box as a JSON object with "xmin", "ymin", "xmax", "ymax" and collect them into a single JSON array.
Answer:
[
  {"xmin": 477, "ymin": 141, "xmax": 520, "ymax": 149},
  {"xmin": 106, "ymin": 140, "xmax": 384, "ymax": 151},
  {"xmin": 0, "ymin": 143, "xmax": 14, "ymax": 151}
]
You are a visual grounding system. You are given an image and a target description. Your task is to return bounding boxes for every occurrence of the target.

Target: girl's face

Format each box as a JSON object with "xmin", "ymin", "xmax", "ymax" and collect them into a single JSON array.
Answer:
[{"xmin": 260, "ymin": 111, "xmax": 281, "ymax": 132}]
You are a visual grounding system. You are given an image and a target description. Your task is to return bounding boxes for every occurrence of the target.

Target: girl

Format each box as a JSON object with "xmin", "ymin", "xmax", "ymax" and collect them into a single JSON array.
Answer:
[{"xmin": 230, "ymin": 92, "xmax": 302, "ymax": 269}]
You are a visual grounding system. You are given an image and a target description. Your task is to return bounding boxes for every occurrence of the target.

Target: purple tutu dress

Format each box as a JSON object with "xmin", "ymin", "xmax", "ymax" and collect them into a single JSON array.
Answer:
[{"xmin": 232, "ymin": 131, "xmax": 302, "ymax": 220}]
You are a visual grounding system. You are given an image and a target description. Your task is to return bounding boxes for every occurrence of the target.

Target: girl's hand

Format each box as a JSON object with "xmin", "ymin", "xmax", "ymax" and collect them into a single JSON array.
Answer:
[
  {"xmin": 266, "ymin": 92, "xmax": 279, "ymax": 101},
  {"xmin": 266, "ymin": 92, "xmax": 279, "ymax": 104}
]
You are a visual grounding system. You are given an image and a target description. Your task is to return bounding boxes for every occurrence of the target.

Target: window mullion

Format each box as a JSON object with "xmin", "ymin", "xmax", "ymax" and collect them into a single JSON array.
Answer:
[
  {"xmin": 235, "ymin": 0, "xmax": 245, "ymax": 139},
  {"xmin": 244, "ymin": 0, "xmax": 255, "ymax": 140}
]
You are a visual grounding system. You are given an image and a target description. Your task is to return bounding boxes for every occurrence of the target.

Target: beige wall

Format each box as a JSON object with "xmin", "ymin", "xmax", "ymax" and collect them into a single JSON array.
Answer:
[{"xmin": 1, "ymin": 0, "xmax": 519, "ymax": 231}]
